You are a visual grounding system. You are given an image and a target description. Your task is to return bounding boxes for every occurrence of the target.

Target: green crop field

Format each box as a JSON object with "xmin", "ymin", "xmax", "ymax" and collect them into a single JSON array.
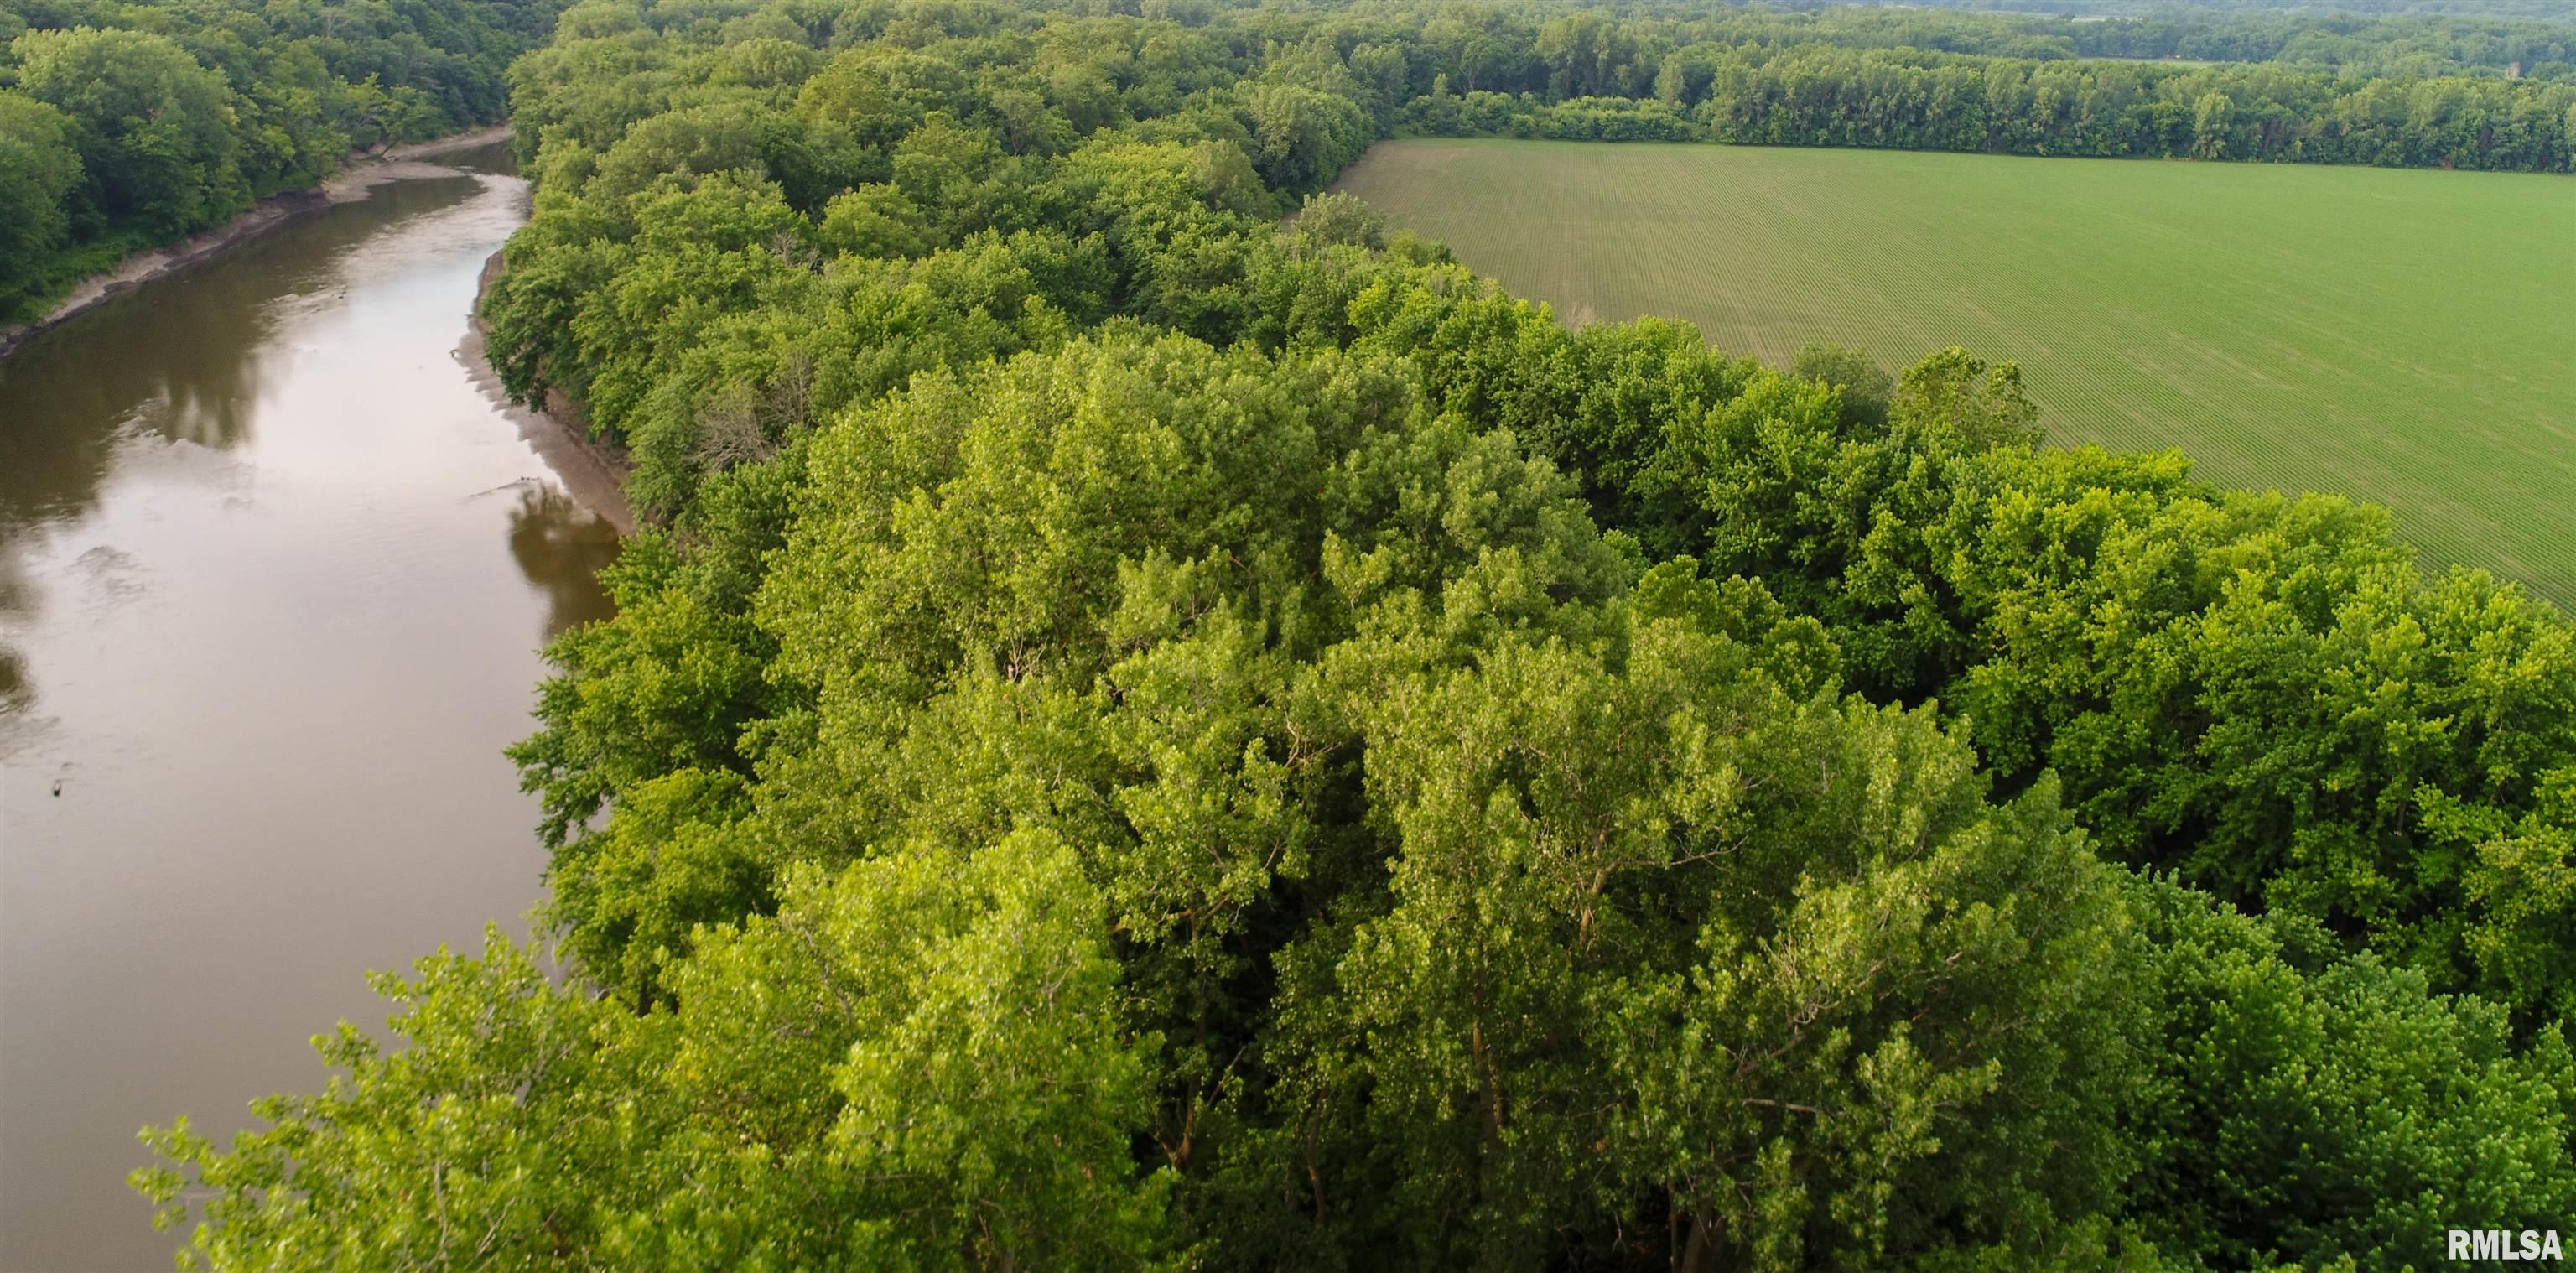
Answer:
[{"xmin": 1334, "ymin": 139, "xmax": 2576, "ymax": 608}]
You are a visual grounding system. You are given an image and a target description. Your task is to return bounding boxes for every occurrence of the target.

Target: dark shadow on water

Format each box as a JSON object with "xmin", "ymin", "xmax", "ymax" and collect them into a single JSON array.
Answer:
[
  {"xmin": 0, "ymin": 644, "xmax": 26, "ymax": 711},
  {"xmin": 443, "ymin": 139, "xmax": 521, "ymax": 178},
  {"xmin": 506, "ymin": 482, "xmax": 621, "ymax": 641}
]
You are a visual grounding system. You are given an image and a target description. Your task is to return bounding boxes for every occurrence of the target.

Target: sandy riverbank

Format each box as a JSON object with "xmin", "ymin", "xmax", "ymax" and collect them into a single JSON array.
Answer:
[
  {"xmin": 460, "ymin": 242, "xmax": 637, "ymax": 536},
  {"xmin": 0, "ymin": 125, "xmax": 516, "ymax": 361}
]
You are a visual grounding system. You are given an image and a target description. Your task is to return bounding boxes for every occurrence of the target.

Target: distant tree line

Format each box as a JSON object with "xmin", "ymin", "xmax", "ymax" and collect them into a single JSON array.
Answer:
[
  {"xmin": 1885, "ymin": 0, "xmax": 2576, "ymax": 28},
  {"xmin": 1599, "ymin": 2, "xmax": 2576, "ymax": 79},
  {"xmin": 133, "ymin": 1, "xmax": 2576, "ymax": 1270},
  {"xmin": 1392, "ymin": 10, "xmax": 2576, "ymax": 169},
  {"xmin": 0, "ymin": 0, "xmax": 570, "ymax": 322},
  {"xmin": 2042, "ymin": 8, "xmax": 2576, "ymax": 75}
]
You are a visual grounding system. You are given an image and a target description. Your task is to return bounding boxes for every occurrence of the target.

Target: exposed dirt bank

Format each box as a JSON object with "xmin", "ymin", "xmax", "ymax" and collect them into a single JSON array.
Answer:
[
  {"xmin": 460, "ymin": 244, "xmax": 637, "ymax": 536},
  {"xmin": 0, "ymin": 125, "xmax": 516, "ymax": 361}
]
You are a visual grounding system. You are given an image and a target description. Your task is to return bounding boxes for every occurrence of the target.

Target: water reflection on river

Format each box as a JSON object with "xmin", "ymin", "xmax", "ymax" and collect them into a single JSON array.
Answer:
[{"xmin": 0, "ymin": 145, "xmax": 617, "ymax": 1271}]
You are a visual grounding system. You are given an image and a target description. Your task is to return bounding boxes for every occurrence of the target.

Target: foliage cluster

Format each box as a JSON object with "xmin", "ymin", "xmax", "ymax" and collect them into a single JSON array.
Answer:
[{"xmin": 135, "ymin": 0, "xmax": 2576, "ymax": 1269}]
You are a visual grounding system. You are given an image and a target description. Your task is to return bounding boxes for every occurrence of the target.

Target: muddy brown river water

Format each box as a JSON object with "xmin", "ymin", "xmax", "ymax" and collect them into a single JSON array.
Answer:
[{"xmin": 0, "ymin": 144, "xmax": 619, "ymax": 1270}]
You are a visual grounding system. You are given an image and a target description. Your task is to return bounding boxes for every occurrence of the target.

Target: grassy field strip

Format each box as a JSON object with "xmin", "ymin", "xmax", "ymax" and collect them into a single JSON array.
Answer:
[{"xmin": 1336, "ymin": 139, "xmax": 2576, "ymax": 608}]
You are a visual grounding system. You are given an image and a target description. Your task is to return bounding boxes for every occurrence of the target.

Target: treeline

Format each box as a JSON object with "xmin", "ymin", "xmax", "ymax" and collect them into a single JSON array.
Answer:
[
  {"xmin": 0, "ymin": 0, "xmax": 569, "ymax": 322},
  {"xmin": 134, "ymin": 0, "xmax": 2576, "ymax": 1269},
  {"xmin": 2051, "ymin": 11, "xmax": 2576, "ymax": 76},
  {"xmin": 1314, "ymin": 1, "xmax": 2576, "ymax": 90},
  {"xmin": 1621, "ymin": 3, "xmax": 2576, "ymax": 79},
  {"xmin": 1890, "ymin": 0, "xmax": 2576, "ymax": 27},
  {"xmin": 1392, "ymin": 15, "xmax": 2576, "ymax": 169}
]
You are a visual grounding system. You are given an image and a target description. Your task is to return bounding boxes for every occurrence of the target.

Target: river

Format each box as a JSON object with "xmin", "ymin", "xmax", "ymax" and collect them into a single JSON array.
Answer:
[{"xmin": 0, "ymin": 143, "xmax": 619, "ymax": 1270}]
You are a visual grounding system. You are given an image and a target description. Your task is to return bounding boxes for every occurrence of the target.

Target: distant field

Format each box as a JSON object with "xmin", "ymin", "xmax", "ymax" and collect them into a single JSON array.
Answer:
[{"xmin": 1335, "ymin": 139, "xmax": 2576, "ymax": 608}]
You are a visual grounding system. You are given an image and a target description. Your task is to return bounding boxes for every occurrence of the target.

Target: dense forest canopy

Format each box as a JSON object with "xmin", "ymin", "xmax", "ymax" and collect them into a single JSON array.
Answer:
[
  {"xmin": 130, "ymin": 0, "xmax": 2576, "ymax": 1269},
  {"xmin": 0, "ymin": 0, "xmax": 570, "ymax": 320}
]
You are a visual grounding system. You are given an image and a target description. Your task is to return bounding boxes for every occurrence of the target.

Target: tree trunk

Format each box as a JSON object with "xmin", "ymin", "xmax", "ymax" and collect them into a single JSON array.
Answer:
[{"xmin": 1678, "ymin": 1211, "xmax": 1715, "ymax": 1273}]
